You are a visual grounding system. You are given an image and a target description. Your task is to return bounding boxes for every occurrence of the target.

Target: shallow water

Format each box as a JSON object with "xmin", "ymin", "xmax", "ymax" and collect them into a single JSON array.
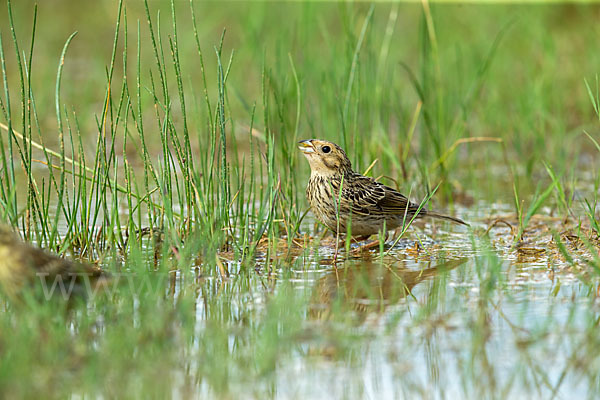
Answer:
[
  {"xmin": 3, "ymin": 185, "xmax": 598, "ymax": 398},
  {"xmin": 182, "ymin": 203, "xmax": 600, "ymax": 399}
]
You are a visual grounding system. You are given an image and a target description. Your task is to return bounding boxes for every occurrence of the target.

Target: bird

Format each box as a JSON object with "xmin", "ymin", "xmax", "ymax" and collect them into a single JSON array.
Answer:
[
  {"xmin": 298, "ymin": 139, "xmax": 467, "ymax": 239},
  {"xmin": 0, "ymin": 224, "xmax": 108, "ymax": 301}
]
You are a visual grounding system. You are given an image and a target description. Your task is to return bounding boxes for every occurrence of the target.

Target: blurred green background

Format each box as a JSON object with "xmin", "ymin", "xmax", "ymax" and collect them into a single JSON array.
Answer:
[{"xmin": 2, "ymin": 1, "xmax": 599, "ymax": 206}]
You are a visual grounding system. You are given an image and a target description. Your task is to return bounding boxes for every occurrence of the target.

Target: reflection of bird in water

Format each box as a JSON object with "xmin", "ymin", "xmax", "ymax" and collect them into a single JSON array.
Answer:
[
  {"xmin": 0, "ymin": 225, "xmax": 108, "ymax": 301},
  {"xmin": 310, "ymin": 257, "xmax": 467, "ymax": 319}
]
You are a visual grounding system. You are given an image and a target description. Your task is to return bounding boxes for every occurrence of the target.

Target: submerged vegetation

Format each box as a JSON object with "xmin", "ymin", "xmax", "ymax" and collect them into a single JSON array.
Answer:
[{"xmin": 0, "ymin": 0, "xmax": 600, "ymax": 398}]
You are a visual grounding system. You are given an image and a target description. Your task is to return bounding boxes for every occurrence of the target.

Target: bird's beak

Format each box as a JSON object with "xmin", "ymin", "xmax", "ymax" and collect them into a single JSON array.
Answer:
[{"xmin": 298, "ymin": 140, "xmax": 315, "ymax": 154}]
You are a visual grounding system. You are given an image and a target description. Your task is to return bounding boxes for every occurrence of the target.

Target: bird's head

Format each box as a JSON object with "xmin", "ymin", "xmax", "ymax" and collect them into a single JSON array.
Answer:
[{"xmin": 298, "ymin": 139, "xmax": 352, "ymax": 177}]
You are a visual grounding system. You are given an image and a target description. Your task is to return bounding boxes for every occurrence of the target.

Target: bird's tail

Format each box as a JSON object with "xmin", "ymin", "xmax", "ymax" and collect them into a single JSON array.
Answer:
[{"xmin": 425, "ymin": 211, "xmax": 469, "ymax": 226}]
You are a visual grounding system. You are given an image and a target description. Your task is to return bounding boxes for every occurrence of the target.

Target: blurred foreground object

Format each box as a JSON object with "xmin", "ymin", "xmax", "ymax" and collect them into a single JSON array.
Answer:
[{"xmin": 0, "ymin": 225, "xmax": 109, "ymax": 301}]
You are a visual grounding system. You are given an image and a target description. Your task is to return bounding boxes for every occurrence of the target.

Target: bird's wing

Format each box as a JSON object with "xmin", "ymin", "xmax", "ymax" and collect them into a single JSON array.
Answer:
[
  {"xmin": 28, "ymin": 247, "xmax": 73, "ymax": 278},
  {"xmin": 29, "ymin": 246, "xmax": 102, "ymax": 278},
  {"xmin": 329, "ymin": 174, "xmax": 380, "ymax": 215},
  {"xmin": 377, "ymin": 185, "xmax": 423, "ymax": 216},
  {"xmin": 341, "ymin": 174, "xmax": 424, "ymax": 217},
  {"xmin": 337, "ymin": 174, "xmax": 387, "ymax": 216}
]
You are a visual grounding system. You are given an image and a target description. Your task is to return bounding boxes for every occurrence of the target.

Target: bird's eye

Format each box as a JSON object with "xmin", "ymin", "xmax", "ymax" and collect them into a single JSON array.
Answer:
[{"xmin": 322, "ymin": 146, "xmax": 331, "ymax": 153}]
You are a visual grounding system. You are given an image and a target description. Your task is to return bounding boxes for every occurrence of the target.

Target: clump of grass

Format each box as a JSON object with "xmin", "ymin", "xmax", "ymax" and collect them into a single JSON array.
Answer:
[{"xmin": 583, "ymin": 75, "xmax": 600, "ymax": 235}]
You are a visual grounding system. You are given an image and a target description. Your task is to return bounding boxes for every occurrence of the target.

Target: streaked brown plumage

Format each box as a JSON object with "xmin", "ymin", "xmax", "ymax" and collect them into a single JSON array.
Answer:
[
  {"xmin": 298, "ymin": 139, "xmax": 467, "ymax": 237},
  {"xmin": 0, "ymin": 224, "xmax": 108, "ymax": 301}
]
